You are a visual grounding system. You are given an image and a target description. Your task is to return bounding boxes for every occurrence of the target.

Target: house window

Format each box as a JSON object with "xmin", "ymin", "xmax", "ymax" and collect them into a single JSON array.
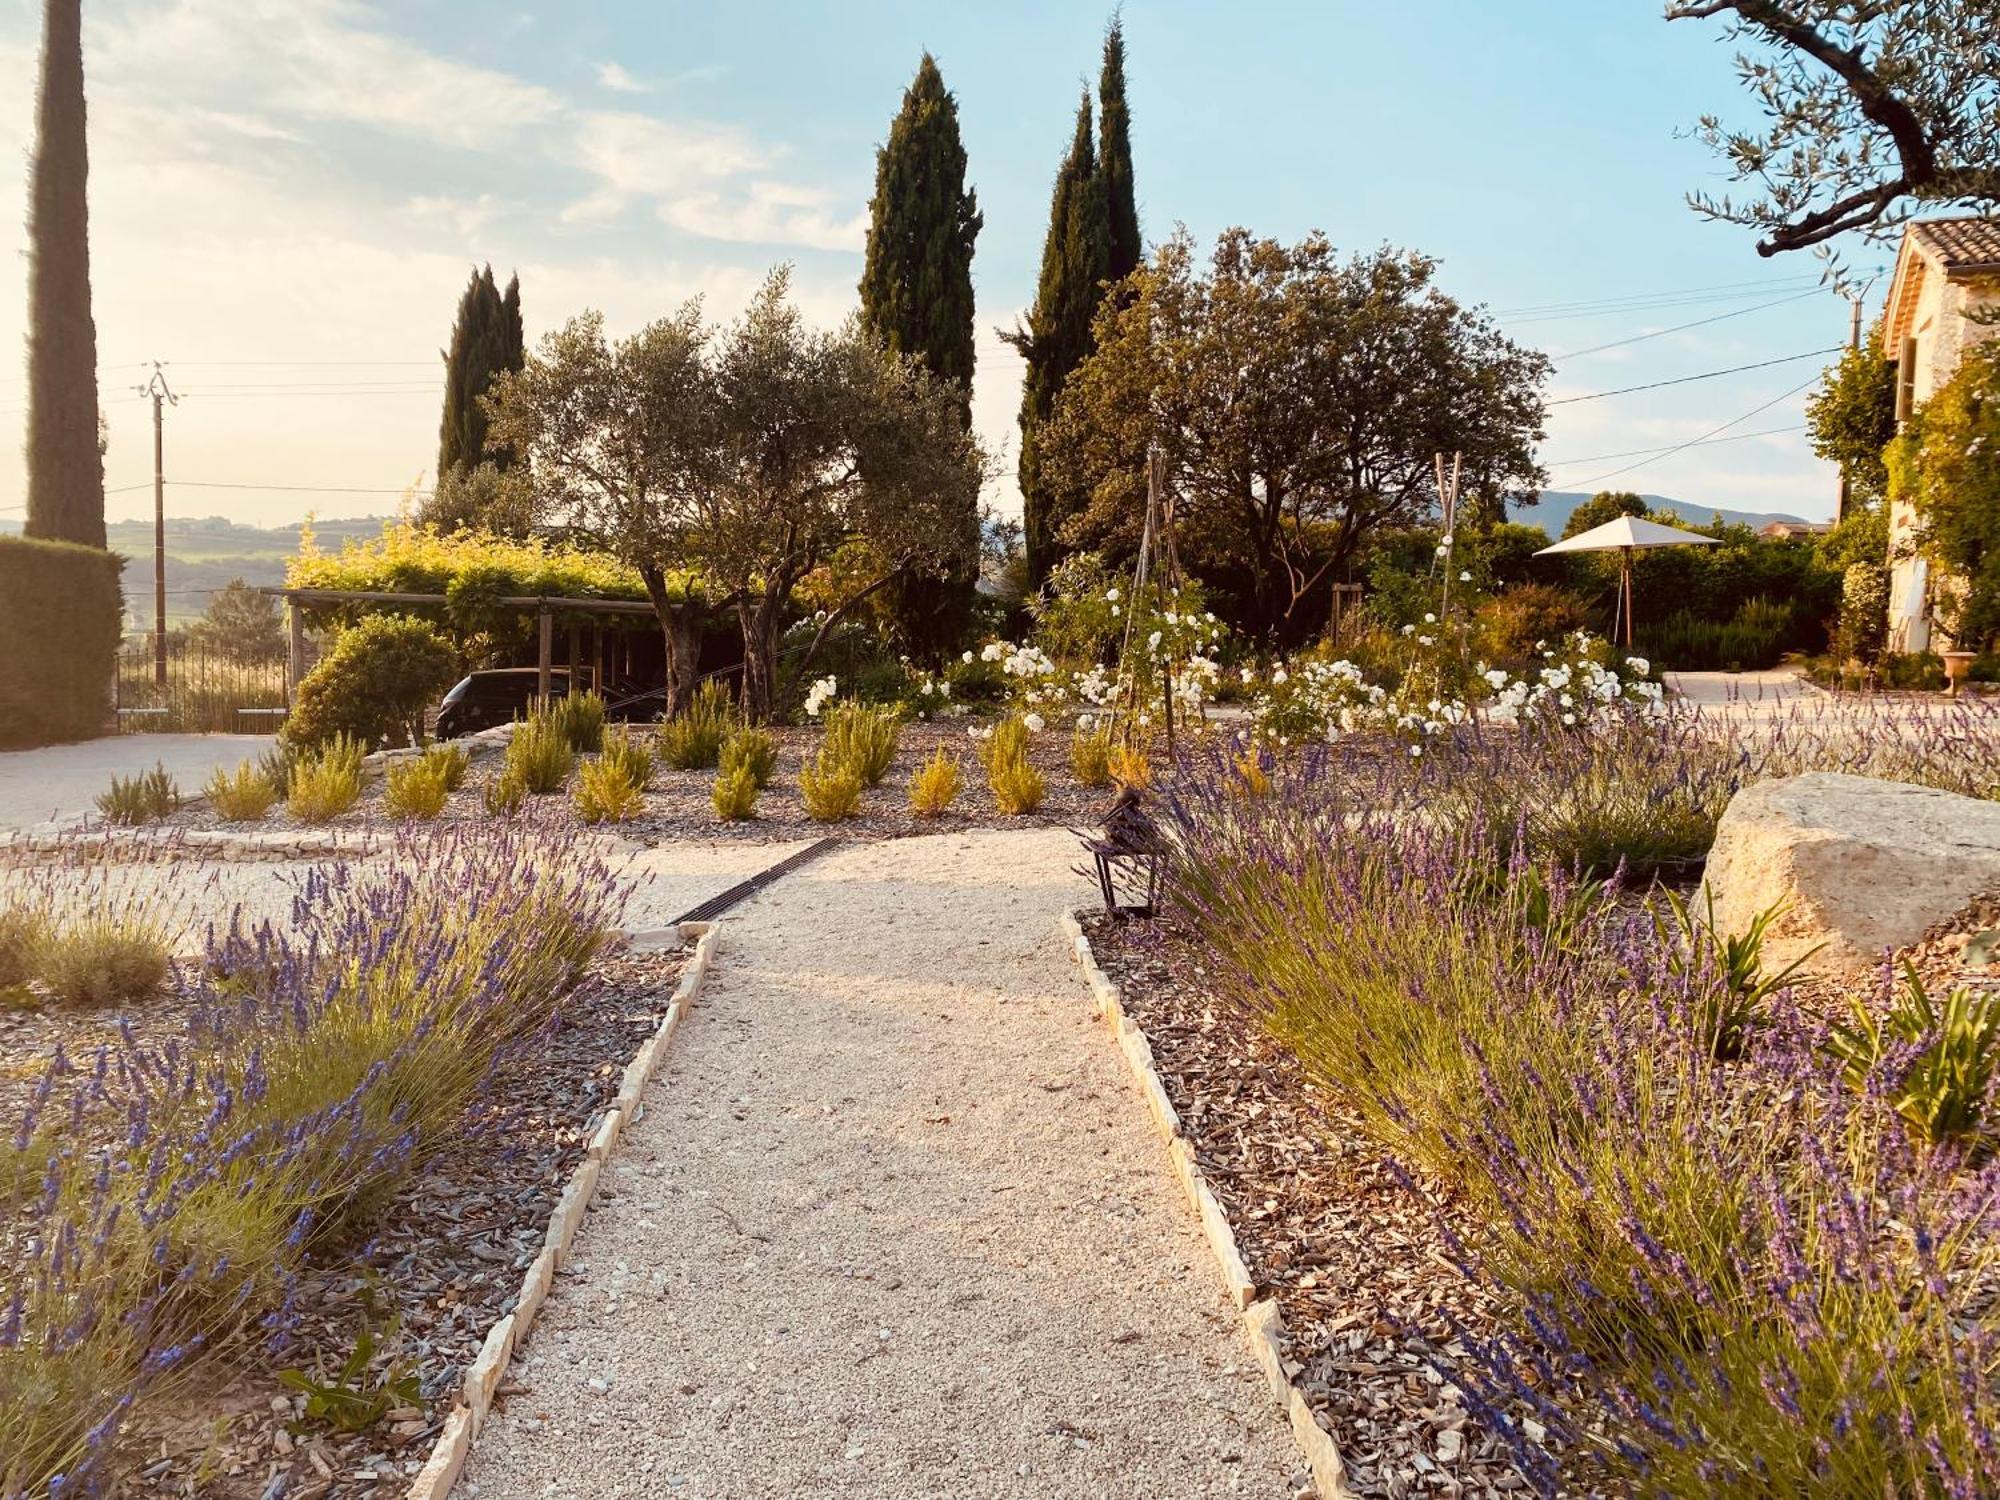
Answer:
[{"xmin": 1896, "ymin": 335, "xmax": 1919, "ymax": 423}]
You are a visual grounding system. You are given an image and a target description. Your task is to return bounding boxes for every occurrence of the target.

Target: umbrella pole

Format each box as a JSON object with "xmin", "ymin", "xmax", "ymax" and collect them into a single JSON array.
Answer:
[{"xmin": 1621, "ymin": 548, "xmax": 1634, "ymax": 652}]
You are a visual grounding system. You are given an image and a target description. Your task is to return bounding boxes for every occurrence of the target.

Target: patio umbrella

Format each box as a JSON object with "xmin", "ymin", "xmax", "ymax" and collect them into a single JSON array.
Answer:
[{"xmin": 1534, "ymin": 515, "xmax": 1720, "ymax": 650}]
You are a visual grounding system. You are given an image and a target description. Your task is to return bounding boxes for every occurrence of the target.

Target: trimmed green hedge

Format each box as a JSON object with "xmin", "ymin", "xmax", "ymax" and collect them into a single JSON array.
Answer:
[{"xmin": 0, "ymin": 534, "xmax": 123, "ymax": 747}]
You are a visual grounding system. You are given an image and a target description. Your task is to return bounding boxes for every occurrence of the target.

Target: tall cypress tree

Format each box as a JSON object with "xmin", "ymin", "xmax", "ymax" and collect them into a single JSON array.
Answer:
[
  {"xmin": 860, "ymin": 52, "xmax": 983, "ymax": 657},
  {"xmin": 1099, "ymin": 17, "xmax": 1141, "ymax": 287},
  {"xmin": 437, "ymin": 265, "xmax": 517, "ymax": 479},
  {"xmin": 24, "ymin": 0, "xmax": 105, "ymax": 550},
  {"xmin": 1010, "ymin": 95, "xmax": 1109, "ymax": 587},
  {"xmin": 493, "ymin": 273, "xmax": 525, "ymax": 470}
]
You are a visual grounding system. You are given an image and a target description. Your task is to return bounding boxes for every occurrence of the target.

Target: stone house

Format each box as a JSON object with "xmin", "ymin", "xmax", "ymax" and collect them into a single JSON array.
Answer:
[{"xmin": 1882, "ymin": 217, "xmax": 2000, "ymax": 651}]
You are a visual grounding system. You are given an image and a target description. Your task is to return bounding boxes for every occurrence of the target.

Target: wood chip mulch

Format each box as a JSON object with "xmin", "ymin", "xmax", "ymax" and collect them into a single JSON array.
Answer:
[
  {"xmin": 11, "ymin": 944, "xmax": 691, "ymax": 1500},
  {"xmin": 1082, "ymin": 913, "xmax": 1533, "ymax": 1498}
]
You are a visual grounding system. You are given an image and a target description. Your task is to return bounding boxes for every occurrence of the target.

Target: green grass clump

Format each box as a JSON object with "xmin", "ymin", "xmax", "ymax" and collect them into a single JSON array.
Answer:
[
  {"xmin": 384, "ymin": 757, "xmax": 453, "ymax": 820},
  {"xmin": 800, "ymin": 753, "xmax": 864, "ymax": 822},
  {"xmin": 712, "ymin": 764, "xmax": 760, "ymax": 821},
  {"xmin": 204, "ymin": 760, "xmax": 280, "ymax": 822},
  {"xmin": 505, "ymin": 711, "xmax": 576, "ymax": 794},
  {"xmin": 552, "ymin": 689, "xmax": 607, "ymax": 753},
  {"xmin": 95, "ymin": 763, "xmax": 180, "ymax": 825},
  {"xmin": 907, "ymin": 749, "xmax": 963, "ymax": 816},
  {"xmin": 35, "ymin": 916, "xmax": 171, "ymax": 1008},
  {"xmin": 598, "ymin": 727, "xmax": 654, "ymax": 791},
  {"xmin": 823, "ymin": 702, "xmax": 900, "ymax": 786},
  {"xmin": 286, "ymin": 734, "xmax": 365, "ymax": 824},
  {"xmin": 658, "ymin": 681, "xmax": 732, "ymax": 769},
  {"xmin": 1069, "ymin": 725, "xmax": 1115, "ymax": 788},
  {"xmin": 719, "ymin": 726, "xmax": 778, "ymax": 788},
  {"xmin": 573, "ymin": 757, "xmax": 646, "ymax": 824},
  {"xmin": 0, "ymin": 905, "xmax": 46, "ymax": 994}
]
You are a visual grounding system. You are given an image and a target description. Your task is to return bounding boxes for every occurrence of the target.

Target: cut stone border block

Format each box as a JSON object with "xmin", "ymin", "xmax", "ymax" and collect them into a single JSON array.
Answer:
[
  {"xmin": 1058, "ymin": 909, "xmax": 1355, "ymax": 1500},
  {"xmin": 403, "ymin": 919, "xmax": 722, "ymax": 1500}
]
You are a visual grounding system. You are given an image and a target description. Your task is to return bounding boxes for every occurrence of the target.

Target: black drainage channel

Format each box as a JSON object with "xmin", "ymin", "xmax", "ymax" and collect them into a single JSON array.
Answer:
[{"xmin": 672, "ymin": 836, "xmax": 843, "ymax": 925}]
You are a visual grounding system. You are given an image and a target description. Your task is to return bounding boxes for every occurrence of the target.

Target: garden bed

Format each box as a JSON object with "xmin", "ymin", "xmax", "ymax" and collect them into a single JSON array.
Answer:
[
  {"xmin": 134, "ymin": 721, "xmax": 1111, "ymax": 845},
  {"xmin": 1080, "ymin": 912, "xmax": 1528, "ymax": 1498}
]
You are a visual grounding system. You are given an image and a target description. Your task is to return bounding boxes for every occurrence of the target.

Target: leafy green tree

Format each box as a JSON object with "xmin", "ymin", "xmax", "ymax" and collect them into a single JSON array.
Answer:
[
  {"xmin": 417, "ymin": 462, "xmax": 537, "ymax": 539},
  {"xmin": 187, "ymin": 578, "xmax": 284, "ymax": 665},
  {"xmin": 1099, "ymin": 17, "xmax": 1141, "ymax": 286},
  {"xmin": 1043, "ymin": 229, "xmax": 1550, "ymax": 642},
  {"xmin": 1888, "ymin": 340, "xmax": 2000, "ymax": 648},
  {"xmin": 1008, "ymin": 95, "xmax": 1111, "ymax": 587},
  {"xmin": 1562, "ymin": 491, "xmax": 1649, "ymax": 539},
  {"xmin": 489, "ymin": 271, "xmax": 984, "ymax": 720},
  {"xmin": 859, "ymin": 52, "xmax": 984, "ymax": 659},
  {"xmin": 1806, "ymin": 327, "xmax": 1899, "ymax": 509},
  {"xmin": 284, "ymin": 614, "xmax": 461, "ymax": 751},
  {"xmin": 24, "ymin": 0, "xmax": 104, "ymax": 550},
  {"xmin": 1670, "ymin": 1, "xmax": 2000, "ymax": 261},
  {"xmin": 438, "ymin": 266, "xmax": 524, "ymax": 480}
]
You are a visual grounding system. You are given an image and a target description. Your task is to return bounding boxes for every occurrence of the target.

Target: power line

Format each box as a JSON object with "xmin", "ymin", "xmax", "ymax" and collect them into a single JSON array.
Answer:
[
  {"xmin": 1547, "ymin": 348, "xmax": 1841, "ymax": 405},
  {"xmin": 1543, "ymin": 424, "xmax": 1807, "ymax": 470},
  {"xmin": 1562, "ymin": 375, "xmax": 1823, "ymax": 489},
  {"xmin": 1551, "ymin": 290, "xmax": 1825, "ymax": 360},
  {"xmin": 1494, "ymin": 272, "xmax": 1850, "ymax": 323}
]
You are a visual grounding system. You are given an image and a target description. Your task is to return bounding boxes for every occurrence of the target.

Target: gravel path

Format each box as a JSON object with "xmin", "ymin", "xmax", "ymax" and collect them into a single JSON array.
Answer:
[{"xmin": 462, "ymin": 828, "xmax": 1304, "ymax": 1499}]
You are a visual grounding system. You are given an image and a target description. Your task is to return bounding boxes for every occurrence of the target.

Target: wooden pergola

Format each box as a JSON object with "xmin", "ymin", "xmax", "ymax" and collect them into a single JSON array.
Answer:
[{"xmin": 263, "ymin": 586, "xmax": 657, "ymax": 705}]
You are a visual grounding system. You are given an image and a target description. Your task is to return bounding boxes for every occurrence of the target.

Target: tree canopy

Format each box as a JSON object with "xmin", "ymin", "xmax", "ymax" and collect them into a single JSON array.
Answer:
[
  {"xmin": 187, "ymin": 578, "xmax": 285, "ymax": 665},
  {"xmin": 1671, "ymin": 1, "xmax": 2000, "ymax": 261},
  {"xmin": 439, "ymin": 265, "xmax": 524, "ymax": 481},
  {"xmin": 1888, "ymin": 338, "xmax": 2000, "ymax": 648},
  {"xmin": 488, "ymin": 270, "xmax": 984, "ymax": 719},
  {"xmin": 1805, "ymin": 326, "xmax": 1899, "ymax": 507},
  {"xmin": 1042, "ymin": 228, "xmax": 1550, "ymax": 643},
  {"xmin": 24, "ymin": 0, "xmax": 104, "ymax": 550},
  {"xmin": 1561, "ymin": 491, "xmax": 1650, "ymax": 539}
]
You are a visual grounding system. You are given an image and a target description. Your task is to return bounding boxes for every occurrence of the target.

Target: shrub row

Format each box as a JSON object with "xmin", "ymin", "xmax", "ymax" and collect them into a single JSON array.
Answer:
[{"xmin": 0, "ymin": 535, "xmax": 122, "ymax": 748}]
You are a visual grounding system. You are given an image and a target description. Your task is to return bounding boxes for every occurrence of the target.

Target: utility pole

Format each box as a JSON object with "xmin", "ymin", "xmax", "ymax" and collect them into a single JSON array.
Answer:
[
  {"xmin": 1835, "ymin": 296, "xmax": 1862, "ymax": 524},
  {"xmin": 138, "ymin": 363, "xmax": 177, "ymax": 687}
]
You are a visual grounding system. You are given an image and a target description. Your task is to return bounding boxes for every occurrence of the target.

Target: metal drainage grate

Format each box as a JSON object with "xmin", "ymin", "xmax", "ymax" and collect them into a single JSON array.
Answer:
[{"xmin": 672, "ymin": 837, "xmax": 843, "ymax": 925}]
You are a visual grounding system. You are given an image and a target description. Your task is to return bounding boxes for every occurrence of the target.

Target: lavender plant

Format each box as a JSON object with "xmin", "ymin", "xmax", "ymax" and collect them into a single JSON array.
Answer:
[{"xmin": 0, "ymin": 821, "xmax": 627, "ymax": 1495}]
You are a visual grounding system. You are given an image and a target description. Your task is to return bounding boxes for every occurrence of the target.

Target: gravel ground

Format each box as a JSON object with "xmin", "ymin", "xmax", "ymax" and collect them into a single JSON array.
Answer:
[
  {"xmin": 463, "ymin": 828, "xmax": 1307, "ymax": 1499},
  {"xmin": 0, "ymin": 732, "xmax": 274, "ymax": 832}
]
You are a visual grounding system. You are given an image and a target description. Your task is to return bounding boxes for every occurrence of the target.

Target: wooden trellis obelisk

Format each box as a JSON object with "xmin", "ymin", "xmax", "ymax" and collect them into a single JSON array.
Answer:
[{"xmin": 1115, "ymin": 449, "xmax": 1186, "ymax": 756}]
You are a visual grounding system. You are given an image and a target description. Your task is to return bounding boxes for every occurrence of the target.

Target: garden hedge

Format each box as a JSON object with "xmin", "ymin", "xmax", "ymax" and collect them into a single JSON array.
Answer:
[{"xmin": 0, "ymin": 534, "xmax": 123, "ymax": 747}]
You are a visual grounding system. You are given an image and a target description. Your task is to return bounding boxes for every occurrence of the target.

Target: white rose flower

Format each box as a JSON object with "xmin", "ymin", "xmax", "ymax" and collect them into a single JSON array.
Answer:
[
  {"xmin": 1105, "ymin": 587, "xmax": 1121, "ymax": 602},
  {"xmin": 1459, "ymin": 570, "xmax": 1472, "ymax": 583},
  {"xmin": 1023, "ymin": 713, "xmax": 1045, "ymax": 733},
  {"xmin": 1424, "ymin": 613, "xmax": 1437, "ymax": 625},
  {"xmin": 962, "ymin": 650, "xmax": 975, "ymax": 664}
]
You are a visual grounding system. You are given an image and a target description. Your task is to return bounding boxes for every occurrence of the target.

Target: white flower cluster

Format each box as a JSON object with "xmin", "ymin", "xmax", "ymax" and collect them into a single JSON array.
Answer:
[
  {"xmin": 1483, "ymin": 636, "xmax": 1664, "ymax": 728},
  {"xmin": 803, "ymin": 675, "xmax": 838, "ymax": 719}
]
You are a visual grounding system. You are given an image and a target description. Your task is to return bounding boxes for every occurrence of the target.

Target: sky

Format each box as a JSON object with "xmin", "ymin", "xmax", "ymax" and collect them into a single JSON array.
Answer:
[{"xmin": 0, "ymin": 0, "xmax": 1876, "ymax": 540}]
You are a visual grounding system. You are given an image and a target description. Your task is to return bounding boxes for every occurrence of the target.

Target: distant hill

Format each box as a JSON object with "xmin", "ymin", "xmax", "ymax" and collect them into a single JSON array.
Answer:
[
  {"xmin": 0, "ymin": 514, "xmax": 389, "ymax": 626},
  {"xmin": 1509, "ymin": 492, "xmax": 1820, "ymax": 538}
]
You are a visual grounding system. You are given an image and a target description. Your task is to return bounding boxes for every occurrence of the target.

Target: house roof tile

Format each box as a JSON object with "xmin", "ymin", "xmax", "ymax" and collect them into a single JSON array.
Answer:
[{"xmin": 1907, "ymin": 217, "xmax": 2000, "ymax": 272}]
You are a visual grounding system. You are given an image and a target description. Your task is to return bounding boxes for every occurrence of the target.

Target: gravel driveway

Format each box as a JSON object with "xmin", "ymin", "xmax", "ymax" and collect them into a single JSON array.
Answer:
[{"xmin": 462, "ymin": 827, "xmax": 1304, "ymax": 1499}]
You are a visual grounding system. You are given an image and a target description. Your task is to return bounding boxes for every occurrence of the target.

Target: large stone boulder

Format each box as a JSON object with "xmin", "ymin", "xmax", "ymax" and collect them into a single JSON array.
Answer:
[{"xmin": 1702, "ymin": 772, "xmax": 2000, "ymax": 980}]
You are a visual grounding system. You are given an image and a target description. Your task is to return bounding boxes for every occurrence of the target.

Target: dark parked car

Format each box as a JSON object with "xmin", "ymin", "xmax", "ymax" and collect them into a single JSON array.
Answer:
[{"xmin": 433, "ymin": 670, "xmax": 665, "ymax": 740}]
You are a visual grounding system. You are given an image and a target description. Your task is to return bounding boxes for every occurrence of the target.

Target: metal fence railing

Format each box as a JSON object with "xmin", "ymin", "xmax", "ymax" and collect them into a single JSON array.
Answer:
[{"xmin": 114, "ymin": 641, "xmax": 289, "ymax": 734}]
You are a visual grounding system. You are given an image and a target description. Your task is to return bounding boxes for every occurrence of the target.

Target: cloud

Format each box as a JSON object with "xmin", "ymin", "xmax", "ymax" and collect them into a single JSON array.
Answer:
[
  {"xmin": 559, "ymin": 109, "xmax": 771, "ymax": 223},
  {"xmin": 660, "ymin": 181, "xmax": 868, "ymax": 254},
  {"xmin": 597, "ymin": 61, "xmax": 648, "ymax": 94}
]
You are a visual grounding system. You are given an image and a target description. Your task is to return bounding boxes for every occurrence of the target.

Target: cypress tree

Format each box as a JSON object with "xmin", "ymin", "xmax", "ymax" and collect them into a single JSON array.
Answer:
[
  {"xmin": 1099, "ymin": 16, "xmax": 1141, "ymax": 287},
  {"xmin": 437, "ymin": 265, "xmax": 515, "ymax": 479},
  {"xmin": 1011, "ymin": 95, "xmax": 1109, "ymax": 587},
  {"xmin": 860, "ymin": 53, "xmax": 984, "ymax": 657},
  {"xmin": 24, "ymin": 0, "xmax": 105, "ymax": 550},
  {"xmin": 493, "ymin": 273, "xmax": 525, "ymax": 470}
]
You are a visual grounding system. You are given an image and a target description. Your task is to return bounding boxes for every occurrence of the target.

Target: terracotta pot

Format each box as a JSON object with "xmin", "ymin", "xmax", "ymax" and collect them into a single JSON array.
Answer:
[{"xmin": 1942, "ymin": 649, "xmax": 1977, "ymax": 696}]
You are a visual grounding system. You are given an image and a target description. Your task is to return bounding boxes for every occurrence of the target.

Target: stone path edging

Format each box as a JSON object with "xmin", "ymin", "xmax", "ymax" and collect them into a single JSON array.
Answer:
[
  {"xmin": 1057, "ymin": 910, "xmax": 1354, "ymax": 1500},
  {"xmin": 404, "ymin": 918, "xmax": 722, "ymax": 1500}
]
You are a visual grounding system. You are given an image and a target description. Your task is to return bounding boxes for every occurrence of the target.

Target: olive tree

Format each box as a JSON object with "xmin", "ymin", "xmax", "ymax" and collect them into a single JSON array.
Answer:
[
  {"xmin": 490, "ymin": 269, "xmax": 982, "ymax": 720},
  {"xmin": 1042, "ymin": 228, "xmax": 1549, "ymax": 642},
  {"xmin": 1671, "ymin": 1, "xmax": 2000, "ymax": 262}
]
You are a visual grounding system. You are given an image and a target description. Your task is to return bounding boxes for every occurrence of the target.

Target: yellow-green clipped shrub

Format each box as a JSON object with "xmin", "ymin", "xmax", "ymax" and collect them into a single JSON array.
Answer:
[
  {"xmin": 1070, "ymin": 726, "xmax": 1114, "ymax": 788},
  {"xmin": 483, "ymin": 768, "xmax": 527, "ymax": 816},
  {"xmin": 719, "ymin": 726, "xmax": 777, "ymax": 788},
  {"xmin": 287, "ymin": 734, "xmax": 365, "ymax": 823},
  {"xmin": 419, "ymin": 742, "xmax": 471, "ymax": 791},
  {"xmin": 907, "ymin": 750, "xmax": 963, "ymax": 817},
  {"xmin": 96, "ymin": 764, "xmax": 182, "ymax": 825},
  {"xmin": 800, "ymin": 754, "xmax": 863, "ymax": 822},
  {"xmin": 659, "ymin": 681, "xmax": 732, "ymax": 769},
  {"xmin": 204, "ymin": 760, "xmax": 279, "ymax": 822},
  {"xmin": 0, "ymin": 906, "xmax": 46, "ymax": 993},
  {"xmin": 574, "ymin": 757, "xmax": 645, "ymax": 824},
  {"xmin": 384, "ymin": 757, "xmax": 453, "ymax": 820},
  {"xmin": 989, "ymin": 756, "xmax": 1046, "ymax": 815},
  {"xmin": 712, "ymin": 764, "xmax": 760, "ymax": 821},
  {"xmin": 979, "ymin": 717, "xmax": 1029, "ymax": 775},
  {"xmin": 1107, "ymin": 743, "xmax": 1152, "ymax": 789},
  {"xmin": 505, "ymin": 711, "xmax": 575, "ymax": 794},
  {"xmin": 823, "ymin": 703, "xmax": 899, "ymax": 786},
  {"xmin": 599, "ymin": 727, "xmax": 653, "ymax": 790},
  {"xmin": 553, "ymin": 689, "xmax": 607, "ymax": 753}
]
